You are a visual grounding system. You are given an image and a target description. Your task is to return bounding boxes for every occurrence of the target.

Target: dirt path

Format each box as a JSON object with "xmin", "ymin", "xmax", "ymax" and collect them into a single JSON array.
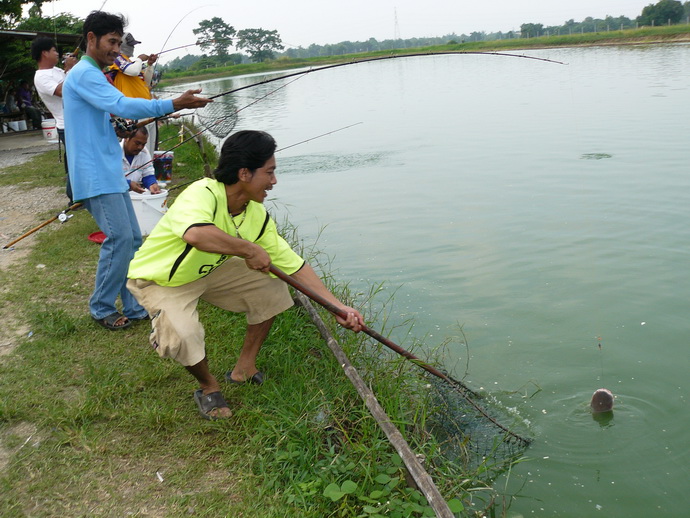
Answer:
[{"xmin": 0, "ymin": 145, "xmax": 65, "ymax": 356}]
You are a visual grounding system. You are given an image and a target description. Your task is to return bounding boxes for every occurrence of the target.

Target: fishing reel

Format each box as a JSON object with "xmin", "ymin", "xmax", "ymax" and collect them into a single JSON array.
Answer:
[
  {"xmin": 58, "ymin": 211, "xmax": 73, "ymax": 223},
  {"xmin": 110, "ymin": 117, "xmax": 139, "ymax": 136}
]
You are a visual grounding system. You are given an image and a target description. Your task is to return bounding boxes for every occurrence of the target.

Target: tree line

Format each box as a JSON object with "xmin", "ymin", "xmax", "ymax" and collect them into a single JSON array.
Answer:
[
  {"xmin": 164, "ymin": 0, "xmax": 690, "ymax": 72},
  {"xmin": 2, "ymin": 0, "xmax": 690, "ymax": 78}
]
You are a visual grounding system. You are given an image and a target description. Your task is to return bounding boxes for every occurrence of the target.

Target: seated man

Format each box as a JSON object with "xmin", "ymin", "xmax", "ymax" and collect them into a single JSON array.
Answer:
[
  {"xmin": 122, "ymin": 126, "xmax": 160, "ymax": 194},
  {"xmin": 16, "ymin": 80, "xmax": 42, "ymax": 130},
  {"xmin": 127, "ymin": 130, "xmax": 363, "ymax": 420}
]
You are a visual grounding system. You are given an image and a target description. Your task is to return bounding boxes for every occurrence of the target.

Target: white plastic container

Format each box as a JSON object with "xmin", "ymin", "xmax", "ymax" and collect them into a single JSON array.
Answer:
[
  {"xmin": 129, "ymin": 189, "xmax": 168, "ymax": 236},
  {"xmin": 41, "ymin": 119, "xmax": 58, "ymax": 142},
  {"xmin": 17, "ymin": 120, "xmax": 27, "ymax": 131},
  {"xmin": 7, "ymin": 121, "xmax": 20, "ymax": 131}
]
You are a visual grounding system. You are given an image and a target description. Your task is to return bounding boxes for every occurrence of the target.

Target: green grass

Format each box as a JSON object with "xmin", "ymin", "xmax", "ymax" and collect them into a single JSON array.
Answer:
[
  {"xmin": 0, "ymin": 149, "xmax": 66, "ymax": 188},
  {"xmin": 0, "ymin": 128, "xmax": 510, "ymax": 516}
]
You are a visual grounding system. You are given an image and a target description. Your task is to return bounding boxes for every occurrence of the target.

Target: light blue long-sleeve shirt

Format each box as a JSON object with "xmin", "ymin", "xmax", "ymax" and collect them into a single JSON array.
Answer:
[{"xmin": 63, "ymin": 55, "xmax": 174, "ymax": 202}]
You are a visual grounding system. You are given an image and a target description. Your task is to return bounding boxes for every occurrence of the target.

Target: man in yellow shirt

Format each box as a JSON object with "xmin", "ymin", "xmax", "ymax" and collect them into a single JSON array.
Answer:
[{"xmin": 128, "ymin": 130, "xmax": 363, "ymax": 420}]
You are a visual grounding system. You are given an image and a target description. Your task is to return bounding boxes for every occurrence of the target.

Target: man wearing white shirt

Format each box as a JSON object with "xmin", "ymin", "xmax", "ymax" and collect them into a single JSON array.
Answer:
[
  {"xmin": 121, "ymin": 126, "xmax": 161, "ymax": 194},
  {"xmin": 31, "ymin": 36, "xmax": 77, "ymax": 203}
]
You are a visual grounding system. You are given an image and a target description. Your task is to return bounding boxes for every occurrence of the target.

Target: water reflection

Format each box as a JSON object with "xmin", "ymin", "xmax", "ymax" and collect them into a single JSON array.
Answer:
[{"xmin": 592, "ymin": 411, "xmax": 614, "ymax": 428}]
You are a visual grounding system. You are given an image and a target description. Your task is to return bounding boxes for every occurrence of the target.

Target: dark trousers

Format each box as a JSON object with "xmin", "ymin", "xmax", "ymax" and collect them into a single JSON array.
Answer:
[{"xmin": 57, "ymin": 128, "xmax": 73, "ymax": 204}]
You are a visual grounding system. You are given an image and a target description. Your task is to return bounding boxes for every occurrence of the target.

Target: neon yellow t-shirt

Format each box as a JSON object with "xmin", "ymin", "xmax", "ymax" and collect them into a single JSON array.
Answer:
[{"xmin": 127, "ymin": 178, "xmax": 304, "ymax": 286}]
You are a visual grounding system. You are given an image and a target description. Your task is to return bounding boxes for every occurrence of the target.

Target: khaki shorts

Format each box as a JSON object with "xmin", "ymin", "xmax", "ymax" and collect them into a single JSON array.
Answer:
[{"xmin": 127, "ymin": 257, "xmax": 293, "ymax": 366}]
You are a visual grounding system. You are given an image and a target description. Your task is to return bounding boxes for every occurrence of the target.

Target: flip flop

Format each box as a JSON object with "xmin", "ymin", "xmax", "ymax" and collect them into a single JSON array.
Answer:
[
  {"xmin": 193, "ymin": 389, "xmax": 231, "ymax": 420},
  {"xmin": 224, "ymin": 370, "xmax": 264, "ymax": 385},
  {"xmin": 92, "ymin": 312, "xmax": 131, "ymax": 331}
]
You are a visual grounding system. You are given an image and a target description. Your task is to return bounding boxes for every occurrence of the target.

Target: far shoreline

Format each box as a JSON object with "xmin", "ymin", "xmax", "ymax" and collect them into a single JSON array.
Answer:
[{"xmin": 157, "ymin": 28, "xmax": 690, "ymax": 87}]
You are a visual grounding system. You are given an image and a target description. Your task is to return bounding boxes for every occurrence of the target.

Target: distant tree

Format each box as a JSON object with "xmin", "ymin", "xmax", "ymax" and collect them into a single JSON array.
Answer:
[
  {"xmin": 520, "ymin": 23, "xmax": 544, "ymax": 37},
  {"xmin": 1, "ymin": 0, "xmax": 26, "ymax": 27},
  {"xmin": 193, "ymin": 17, "xmax": 236, "ymax": 58},
  {"xmin": 17, "ymin": 12, "xmax": 82, "ymax": 34},
  {"xmin": 1, "ymin": 9, "xmax": 81, "ymax": 86},
  {"xmin": 236, "ymin": 28, "xmax": 284, "ymax": 62},
  {"xmin": 637, "ymin": 0, "xmax": 684, "ymax": 25}
]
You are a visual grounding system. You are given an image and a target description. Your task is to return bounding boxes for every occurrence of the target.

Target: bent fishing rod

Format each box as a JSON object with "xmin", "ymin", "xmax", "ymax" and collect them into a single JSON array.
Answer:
[
  {"xmin": 205, "ymin": 50, "xmax": 567, "ymax": 102},
  {"xmin": 1, "ymin": 122, "xmax": 361, "ymax": 250},
  {"xmin": 269, "ymin": 264, "xmax": 532, "ymax": 446},
  {"xmin": 144, "ymin": 49, "xmax": 566, "ymax": 128}
]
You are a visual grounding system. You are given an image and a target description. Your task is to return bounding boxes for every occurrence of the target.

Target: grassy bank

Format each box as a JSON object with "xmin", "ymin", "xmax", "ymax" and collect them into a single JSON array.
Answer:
[
  {"xmin": 0, "ymin": 126, "xmax": 514, "ymax": 516},
  {"xmin": 159, "ymin": 24, "xmax": 690, "ymax": 86}
]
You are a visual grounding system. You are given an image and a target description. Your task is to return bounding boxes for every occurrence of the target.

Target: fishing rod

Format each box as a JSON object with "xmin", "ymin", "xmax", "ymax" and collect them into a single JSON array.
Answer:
[
  {"xmin": 143, "ymin": 49, "xmax": 565, "ymax": 136},
  {"xmin": 206, "ymin": 50, "xmax": 567, "ymax": 101},
  {"xmin": 2, "ymin": 203, "xmax": 82, "ymax": 250},
  {"xmin": 269, "ymin": 264, "xmax": 531, "ymax": 446}
]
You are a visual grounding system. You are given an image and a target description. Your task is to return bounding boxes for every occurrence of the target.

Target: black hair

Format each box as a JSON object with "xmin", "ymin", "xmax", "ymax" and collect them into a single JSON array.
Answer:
[
  {"xmin": 135, "ymin": 125, "xmax": 148, "ymax": 136},
  {"xmin": 83, "ymin": 11, "xmax": 126, "ymax": 40},
  {"xmin": 214, "ymin": 130, "xmax": 277, "ymax": 185},
  {"xmin": 30, "ymin": 37, "xmax": 56, "ymax": 62}
]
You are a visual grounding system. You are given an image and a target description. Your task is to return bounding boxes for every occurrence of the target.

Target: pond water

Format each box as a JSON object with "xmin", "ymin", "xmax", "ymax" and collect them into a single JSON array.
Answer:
[{"xmin": 177, "ymin": 44, "xmax": 690, "ymax": 516}]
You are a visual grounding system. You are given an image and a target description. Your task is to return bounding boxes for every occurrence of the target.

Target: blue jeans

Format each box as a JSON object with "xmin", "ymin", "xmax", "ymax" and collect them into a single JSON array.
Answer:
[{"xmin": 83, "ymin": 192, "xmax": 148, "ymax": 320}]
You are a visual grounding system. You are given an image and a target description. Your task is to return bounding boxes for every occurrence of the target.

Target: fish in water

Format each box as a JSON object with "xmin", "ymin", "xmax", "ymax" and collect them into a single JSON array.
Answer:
[{"xmin": 590, "ymin": 388, "xmax": 614, "ymax": 413}]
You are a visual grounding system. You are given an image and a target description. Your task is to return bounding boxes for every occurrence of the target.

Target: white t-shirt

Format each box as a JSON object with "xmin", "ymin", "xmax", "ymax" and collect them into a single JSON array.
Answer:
[{"xmin": 34, "ymin": 67, "xmax": 67, "ymax": 129}]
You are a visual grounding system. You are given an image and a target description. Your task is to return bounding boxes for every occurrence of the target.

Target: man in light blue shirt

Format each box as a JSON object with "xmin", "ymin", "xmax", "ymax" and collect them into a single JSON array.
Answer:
[{"xmin": 64, "ymin": 11, "xmax": 211, "ymax": 330}]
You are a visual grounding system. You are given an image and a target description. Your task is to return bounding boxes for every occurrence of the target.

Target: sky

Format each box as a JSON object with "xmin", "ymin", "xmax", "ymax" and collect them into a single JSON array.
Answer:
[{"xmin": 42, "ymin": 0, "xmax": 653, "ymax": 63}]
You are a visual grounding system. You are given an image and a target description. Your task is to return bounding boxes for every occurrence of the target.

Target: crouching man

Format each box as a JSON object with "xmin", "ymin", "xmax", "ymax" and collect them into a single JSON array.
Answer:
[{"xmin": 127, "ymin": 130, "xmax": 363, "ymax": 420}]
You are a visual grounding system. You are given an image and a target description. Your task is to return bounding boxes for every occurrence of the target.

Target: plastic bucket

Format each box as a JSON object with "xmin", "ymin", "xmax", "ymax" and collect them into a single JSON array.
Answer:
[
  {"xmin": 41, "ymin": 119, "xmax": 58, "ymax": 142},
  {"xmin": 153, "ymin": 151, "xmax": 173, "ymax": 181},
  {"xmin": 129, "ymin": 189, "xmax": 168, "ymax": 236}
]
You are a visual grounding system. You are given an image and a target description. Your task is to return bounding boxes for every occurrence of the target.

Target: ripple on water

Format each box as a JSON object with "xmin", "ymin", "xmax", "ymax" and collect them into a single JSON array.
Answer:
[
  {"xmin": 580, "ymin": 152, "xmax": 613, "ymax": 160},
  {"xmin": 279, "ymin": 152, "xmax": 390, "ymax": 175}
]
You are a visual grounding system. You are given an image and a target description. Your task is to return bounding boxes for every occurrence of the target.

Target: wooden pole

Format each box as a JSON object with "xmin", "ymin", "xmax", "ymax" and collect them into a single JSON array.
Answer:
[{"xmin": 293, "ymin": 292, "xmax": 455, "ymax": 518}]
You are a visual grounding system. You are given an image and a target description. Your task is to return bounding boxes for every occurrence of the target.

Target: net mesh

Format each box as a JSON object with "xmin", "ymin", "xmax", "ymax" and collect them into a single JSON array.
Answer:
[
  {"xmin": 425, "ymin": 375, "xmax": 531, "ymax": 470},
  {"xmin": 194, "ymin": 101, "xmax": 238, "ymax": 139}
]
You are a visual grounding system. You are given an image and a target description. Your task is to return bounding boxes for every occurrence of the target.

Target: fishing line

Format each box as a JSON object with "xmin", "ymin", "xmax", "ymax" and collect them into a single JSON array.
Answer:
[
  {"xmin": 157, "ymin": 38, "xmax": 233, "ymax": 56},
  {"xmin": 597, "ymin": 335, "xmax": 605, "ymax": 382},
  {"xmin": 70, "ymin": 0, "xmax": 109, "ymax": 56},
  {"xmin": 276, "ymin": 122, "xmax": 363, "ymax": 152},
  {"xmin": 125, "ymin": 74, "xmax": 305, "ymax": 178},
  {"xmin": 153, "ymin": 5, "xmax": 213, "ymax": 77}
]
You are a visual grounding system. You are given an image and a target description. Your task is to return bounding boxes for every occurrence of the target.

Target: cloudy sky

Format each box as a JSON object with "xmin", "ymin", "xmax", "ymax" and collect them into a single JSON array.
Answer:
[{"xmin": 43, "ymin": 0, "xmax": 652, "ymax": 63}]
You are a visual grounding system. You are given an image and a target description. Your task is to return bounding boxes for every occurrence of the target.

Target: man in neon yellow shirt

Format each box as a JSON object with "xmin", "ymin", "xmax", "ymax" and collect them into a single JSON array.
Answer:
[{"xmin": 128, "ymin": 130, "xmax": 363, "ymax": 420}]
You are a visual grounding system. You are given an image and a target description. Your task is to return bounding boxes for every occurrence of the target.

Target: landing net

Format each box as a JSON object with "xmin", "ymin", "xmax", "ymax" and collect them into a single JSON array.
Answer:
[
  {"xmin": 425, "ymin": 375, "xmax": 531, "ymax": 469},
  {"xmin": 194, "ymin": 101, "xmax": 238, "ymax": 139}
]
